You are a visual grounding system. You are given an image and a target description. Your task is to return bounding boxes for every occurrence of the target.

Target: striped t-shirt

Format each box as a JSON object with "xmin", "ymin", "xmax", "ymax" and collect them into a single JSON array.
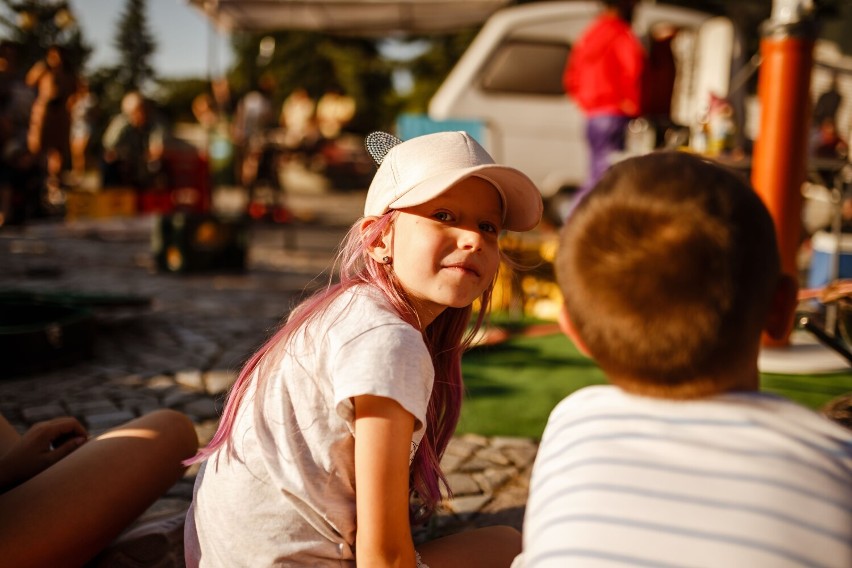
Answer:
[{"xmin": 521, "ymin": 386, "xmax": 852, "ymax": 568}]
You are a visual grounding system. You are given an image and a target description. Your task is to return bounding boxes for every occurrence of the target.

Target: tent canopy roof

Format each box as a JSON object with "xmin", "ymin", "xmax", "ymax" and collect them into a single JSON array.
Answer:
[{"xmin": 187, "ymin": 0, "xmax": 512, "ymax": 35}]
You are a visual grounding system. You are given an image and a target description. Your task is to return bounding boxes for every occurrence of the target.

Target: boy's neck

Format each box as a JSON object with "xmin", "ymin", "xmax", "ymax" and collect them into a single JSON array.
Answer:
[{"xmin": 607, "ymin": 366, "xmax": 760, "ymax": 400}]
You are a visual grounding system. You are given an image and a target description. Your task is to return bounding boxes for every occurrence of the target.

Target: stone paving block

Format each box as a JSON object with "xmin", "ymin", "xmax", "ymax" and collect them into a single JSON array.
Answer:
[
  {"xmin": 135, "ymin": 401, "xmax": 164, "ymax": 417},
  {"xmin": 446, "ymin": 493, "xmax": 493, "ymax": 519},
  {"xmin": 458, "ymin": 457, "xmax": 495, "ymax": 473},
  {"xmin": 474, "ymin": 446, "xmax": 512, "ymax": 466},
  {"xmin": 66, "ymin": 399, "xmax": 120, "ymax": 416},
  {"xmin": 445, "ymin": 435, "xmax": 486, "ymax": 457},
  {"xmin": 111, "ymin": 374, "xmax": 147, "ymax": 387},
  {"xmin": 194, "ymin": 420, "xmax": 219, "ymax": 447},
  {"xmin": 474, "ymin": 467, "xmax": 514, "ymax": 493},
  {"xmin": 181, "ymin": 397, "xmax": 220, "ymax": 420},
  {"xmin": 501, "ymin": 443, "xmax": 538, "ymax": 468},
  {"xmin": 161, "ymin": 389, "xmax": 198, "ymax": 408},
  {"xmin": 491, "ymin": 436, "xmax": 535, "ymax": 448},
  {"xmin": 116, "ymin": 395, "xmax": 160, "ymax": 414},
  {"xmin": 203, "ymin": 369, "xmax": 237, "ymax": 395},
  {"xmin": 21, "ymin": 403, "xmax": 67, "ymax": 423},
  {"xmin": 86, "ymin": 409, "xmax": 136, "ymax": 431},
  {"xmin": 440, "ymin": 452, "xmax": 467, "ymax": 473},
  {"xmin": 445, "ymin": 472, "xmax": 482, "ymax": 497},
  {"xmin": 0, "ymin": 402, "xmax": 18, "ymax": 419},
  {"xmin": 146, "ymin": 375, "xmax": 178, "ymax": 391},
  {"xmin": 175, "ymin": 369, "xmax": 204, "ymax": 391}
]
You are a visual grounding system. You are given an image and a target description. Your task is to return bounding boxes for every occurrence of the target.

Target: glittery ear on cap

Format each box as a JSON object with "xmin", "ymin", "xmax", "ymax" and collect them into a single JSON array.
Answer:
[{"xmin": 365, "ymin": 131, "xmax": 403, "ymax": 165}]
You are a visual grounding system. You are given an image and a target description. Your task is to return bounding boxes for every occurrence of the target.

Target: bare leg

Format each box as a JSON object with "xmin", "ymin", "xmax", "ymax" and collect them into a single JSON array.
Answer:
[
  {"xmin": 0, "ymin": 409, "xmax": 198, "ymax": 568},
  {"xmin": 418, "ymin": 525, "xmax": 522, "ymax": 568},
  {"xmin": 71, "ymin": 135, "xmax": 90, "ymax": 179}
]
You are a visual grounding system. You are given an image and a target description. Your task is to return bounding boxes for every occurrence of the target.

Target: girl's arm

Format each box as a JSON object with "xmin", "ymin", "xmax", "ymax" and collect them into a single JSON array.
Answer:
[{"xmin": 354, "ymin": 395, "xmax": 418, "ymax": 568}]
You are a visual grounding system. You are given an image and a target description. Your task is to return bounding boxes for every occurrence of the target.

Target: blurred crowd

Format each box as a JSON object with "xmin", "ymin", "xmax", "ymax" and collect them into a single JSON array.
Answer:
[{"xmin": 0, "ymin": 42, "xmax": 368, "ymax": 227}]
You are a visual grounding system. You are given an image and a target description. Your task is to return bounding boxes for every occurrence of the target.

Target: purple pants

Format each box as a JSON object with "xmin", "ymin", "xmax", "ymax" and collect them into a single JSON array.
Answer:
[{"xmin": 569, "ymin": 114, "xmax": 630, "ymax": 216}]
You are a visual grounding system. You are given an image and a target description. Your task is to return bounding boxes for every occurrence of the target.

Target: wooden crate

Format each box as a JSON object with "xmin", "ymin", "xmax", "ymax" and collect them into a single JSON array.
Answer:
[{"xmin": 65, "ymin": 188, "xmax": 137, "ymax": 220}]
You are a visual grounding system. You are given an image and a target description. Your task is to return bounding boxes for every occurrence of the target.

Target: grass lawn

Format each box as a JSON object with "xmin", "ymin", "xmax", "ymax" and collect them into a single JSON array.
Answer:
[{"xmin": 459, "ymin": 327, "xmax": 852, "ymax": 440}]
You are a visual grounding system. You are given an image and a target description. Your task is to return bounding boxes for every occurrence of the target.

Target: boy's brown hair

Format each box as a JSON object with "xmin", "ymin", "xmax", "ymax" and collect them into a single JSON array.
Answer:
[{"xmin": 556, "ymin": 151, "xmax": 780, "ymax": 397}]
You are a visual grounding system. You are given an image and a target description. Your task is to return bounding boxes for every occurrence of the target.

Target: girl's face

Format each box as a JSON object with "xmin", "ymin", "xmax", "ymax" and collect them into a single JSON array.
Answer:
[{"xmin": 387, "ymin": 177, "xmax": 503, "ymax": 327}]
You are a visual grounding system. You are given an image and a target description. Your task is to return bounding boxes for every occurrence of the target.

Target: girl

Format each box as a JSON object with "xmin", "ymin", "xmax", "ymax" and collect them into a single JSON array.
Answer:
[{"xmin": 184, "ymin": 131, "xmax": 543, "ymax": 567}]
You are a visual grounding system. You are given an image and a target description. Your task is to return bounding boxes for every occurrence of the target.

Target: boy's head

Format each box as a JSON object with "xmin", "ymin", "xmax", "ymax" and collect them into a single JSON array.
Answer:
[{"xmin": 556, "ymin": 151, "xmax": 795, "ymax": 397}]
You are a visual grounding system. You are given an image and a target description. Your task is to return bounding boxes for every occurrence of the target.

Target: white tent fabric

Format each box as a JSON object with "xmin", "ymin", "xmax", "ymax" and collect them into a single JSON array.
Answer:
[{"xmin": 187, "ymin": 0, "xmax": 512, "ymax": 35}]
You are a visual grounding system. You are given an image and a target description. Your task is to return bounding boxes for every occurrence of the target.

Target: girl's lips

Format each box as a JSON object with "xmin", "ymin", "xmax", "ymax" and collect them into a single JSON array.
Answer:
[{"xmin": 443, "ymin": 263, "xmax": 480, "ymax": 277}]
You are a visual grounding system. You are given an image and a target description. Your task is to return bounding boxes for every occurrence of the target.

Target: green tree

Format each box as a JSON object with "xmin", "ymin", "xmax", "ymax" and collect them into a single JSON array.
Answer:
[
  {"xmin": 0, "ymin": 0, "xmax": 90, "ymax": 71},
  {"xmin": 112, "ymin": 0, "xmax": 156, "ymax": 92},
  {"xmin": 403, "ymin": 29, "xmax": 479, "ymax": 114},
  {"xmin": 226, "ymin": 30, "xmax": 396, "ymax": 133}
]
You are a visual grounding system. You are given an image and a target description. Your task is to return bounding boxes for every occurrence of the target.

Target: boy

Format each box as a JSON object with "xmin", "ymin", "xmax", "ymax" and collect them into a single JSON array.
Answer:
[{"xmin": 520, "ymin": 152, "xmax": 852, "ymax": 567}]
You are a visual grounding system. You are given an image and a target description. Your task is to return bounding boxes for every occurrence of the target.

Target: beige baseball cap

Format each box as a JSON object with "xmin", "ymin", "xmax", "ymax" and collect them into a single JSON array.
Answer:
[{"xmin": 363, "ymin": 131, "xmax": 543, "ymax": 232}]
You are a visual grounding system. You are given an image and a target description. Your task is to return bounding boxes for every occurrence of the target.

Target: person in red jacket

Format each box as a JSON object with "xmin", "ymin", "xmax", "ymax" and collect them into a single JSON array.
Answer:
[{"xmin": 563, "ymin": 0, "xmax": 644, "ymax": 212}]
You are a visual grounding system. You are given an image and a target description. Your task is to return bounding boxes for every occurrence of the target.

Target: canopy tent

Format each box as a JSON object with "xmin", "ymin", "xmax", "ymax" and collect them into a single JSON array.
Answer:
[{"xmin": 187, "ymin": 0, "xmax": 512, "ymax": 35}]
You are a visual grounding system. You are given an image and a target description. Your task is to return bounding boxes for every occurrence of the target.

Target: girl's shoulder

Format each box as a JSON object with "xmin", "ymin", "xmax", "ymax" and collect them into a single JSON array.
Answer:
[{"xmin": 328, "ymin": 284, "xmax": 413, "ymax": 332}]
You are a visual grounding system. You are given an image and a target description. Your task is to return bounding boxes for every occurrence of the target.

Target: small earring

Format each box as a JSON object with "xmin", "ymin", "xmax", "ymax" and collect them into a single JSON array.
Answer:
[{"xmin": 382, "ymin": 256, "xmax": 391, "ymax": 264}]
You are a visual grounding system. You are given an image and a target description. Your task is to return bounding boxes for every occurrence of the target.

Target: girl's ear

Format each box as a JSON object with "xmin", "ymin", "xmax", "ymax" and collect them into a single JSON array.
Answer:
[{"xmin": 361, "ymin": 216, "xmax": 393, "ymax": 264}]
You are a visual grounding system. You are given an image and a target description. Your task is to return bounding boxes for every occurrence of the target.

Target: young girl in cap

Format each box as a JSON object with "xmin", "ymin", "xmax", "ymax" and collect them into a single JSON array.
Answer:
[{"xmin": 184, "ymin": 131, "xmax": 543, "ymax": 567}]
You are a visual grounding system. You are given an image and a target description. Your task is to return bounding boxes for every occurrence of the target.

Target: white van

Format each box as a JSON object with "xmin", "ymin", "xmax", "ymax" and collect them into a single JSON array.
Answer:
[{"xmin": 399, "ymin": 1, "xmax": 741, "ymax": 217}]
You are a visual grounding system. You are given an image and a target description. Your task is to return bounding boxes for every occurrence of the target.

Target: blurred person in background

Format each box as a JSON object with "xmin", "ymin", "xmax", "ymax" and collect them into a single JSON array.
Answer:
[
  {"xmin": 1, "ymin": 41, "xmax": 40, "ymax": 224},
  {"xmin": 101, "ymin": 91, "xmax": 167, "ymax": 189},
  {"xmin": 563, "ymin": 0, "xmax": 644, "ymax": 213},
  {"xmin": 25, "ymin": 44, "xmax": 77, "ymax": 203},
  {"xmin": 68, "ymin": 78, "xmax": 99, "ymax": 185},
  {"xmin": 232, "ymin": 73, "xmax": 276, "ymax": 193}
]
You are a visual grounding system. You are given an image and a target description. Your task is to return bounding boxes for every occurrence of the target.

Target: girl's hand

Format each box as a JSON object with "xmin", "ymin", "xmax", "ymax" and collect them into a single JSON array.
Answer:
[
  {"xmin": 0, "ymin": 417, "xmax": 88, "ymax": 492},
  {"xmin": 354, "ymin": 395, "xmax": 418, "ymax": 567}
]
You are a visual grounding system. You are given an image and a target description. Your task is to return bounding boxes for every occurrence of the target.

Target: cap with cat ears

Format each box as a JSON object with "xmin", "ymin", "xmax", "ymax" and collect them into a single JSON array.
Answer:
[
  {"xmin": 365, "ymin": 131, "xmax": 403, "ymax": 165},
  {"xmin": 363, "ymin": 131, "xmax": 543, "ymax": 232}
]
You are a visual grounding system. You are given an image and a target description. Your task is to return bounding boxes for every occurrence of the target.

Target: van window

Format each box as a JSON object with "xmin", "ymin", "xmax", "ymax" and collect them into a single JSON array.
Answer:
[{"xmin": 479, "ymin": 40, "xmax": 570, "ymax": 96}]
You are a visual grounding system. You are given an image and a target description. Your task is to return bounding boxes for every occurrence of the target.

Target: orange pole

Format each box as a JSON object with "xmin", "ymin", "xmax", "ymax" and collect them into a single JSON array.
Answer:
[{"xmin": 751, "ymin": 22, "xmax": 816, "ymax": 346}]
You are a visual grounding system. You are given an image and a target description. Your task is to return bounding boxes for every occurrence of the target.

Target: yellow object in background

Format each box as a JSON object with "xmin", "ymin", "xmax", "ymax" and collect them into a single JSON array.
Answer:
[
  {"xmin": 65, "ymin": 188, "xmax": 137, "ymax": 221},
  {"xmin": 493, "ymin": 230, "xmax": 563, "ymax": 321}
]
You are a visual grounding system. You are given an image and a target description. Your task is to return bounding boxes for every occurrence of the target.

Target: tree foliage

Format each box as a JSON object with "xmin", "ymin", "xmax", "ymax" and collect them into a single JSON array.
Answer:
[
  {"xmin": 0, "ymin": 0, "xmax": 90, "ymax": 71},
  {"xmin": 112, "ymin": 0, "xmax": 156, "ymax": 92},
  {"xmin": 402, "ymin": 29, "xmax": 479, "ymax": 114},
  {"xmin": 225, "ymin": 30, "xmax": 397, "ymax": 132}
]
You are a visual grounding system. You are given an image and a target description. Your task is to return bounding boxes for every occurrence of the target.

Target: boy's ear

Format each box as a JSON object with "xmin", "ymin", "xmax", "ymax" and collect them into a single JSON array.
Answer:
[
  {"xmin": 360, "ymin": 216, "xmax": 393, "ymax": 264},
  {"xmin": 558, "ymin": 305, "xmax": 591, "ymax": 357},
  {"xmin": 764, "ymin": 274, "xmax": 799, "ymax": 340}
]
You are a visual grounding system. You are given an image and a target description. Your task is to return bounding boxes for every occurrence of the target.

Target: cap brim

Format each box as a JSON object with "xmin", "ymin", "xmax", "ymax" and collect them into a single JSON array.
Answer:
[{"xmin": 388, "ymin": 164, "xmax": 543, "ymax": 232}]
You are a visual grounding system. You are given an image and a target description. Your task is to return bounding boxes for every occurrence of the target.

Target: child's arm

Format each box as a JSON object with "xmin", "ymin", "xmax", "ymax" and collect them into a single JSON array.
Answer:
[
  {"xmin": 0, "ymin": 414, "xmax": 21, "ymax": 454},
  {"xmin": 354, "ymin": 395, "xmax": 418, "ymax": 567},
  {"xmin": 0, "ymin": 415, "xmax": 88, "ymax": 492}
]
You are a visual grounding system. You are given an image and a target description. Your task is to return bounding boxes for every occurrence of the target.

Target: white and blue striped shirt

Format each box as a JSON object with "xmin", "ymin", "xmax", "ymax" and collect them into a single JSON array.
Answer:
[{"xmin": 522, "ymin": 386, "xmax": 852, "ymax": 568}]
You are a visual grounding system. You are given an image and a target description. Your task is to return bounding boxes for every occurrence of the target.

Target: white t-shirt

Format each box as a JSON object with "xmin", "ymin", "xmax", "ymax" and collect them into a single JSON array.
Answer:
[
  {"xmin": 520, "ymin": 385, "xmax": 852, "ymax": 568},
  {"xmin": 185, "ymin": 285, "xmax": 434, "ymax": 567}
]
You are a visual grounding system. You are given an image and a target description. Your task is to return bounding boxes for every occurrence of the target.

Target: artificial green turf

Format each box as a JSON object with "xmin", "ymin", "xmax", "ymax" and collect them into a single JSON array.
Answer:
[{"xmin": 458, "ymin": 329, "xmax": 852, "ymax": 440}]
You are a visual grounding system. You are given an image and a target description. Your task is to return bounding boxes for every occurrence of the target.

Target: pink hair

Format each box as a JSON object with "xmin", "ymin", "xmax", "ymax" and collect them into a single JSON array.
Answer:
[{"xmin": 186, "ymin": 211, "xmax": 494, "ymax": 522}]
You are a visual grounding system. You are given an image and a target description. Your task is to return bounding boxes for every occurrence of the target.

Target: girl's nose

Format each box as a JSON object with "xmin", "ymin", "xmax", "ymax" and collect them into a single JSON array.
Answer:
[{"xmin": 457, "ymin": 226, "xmax": 483, "ymax": 251}]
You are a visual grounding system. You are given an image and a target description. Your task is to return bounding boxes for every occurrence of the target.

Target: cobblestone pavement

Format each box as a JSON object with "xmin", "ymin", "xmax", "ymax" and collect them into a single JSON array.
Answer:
[{"xmin": 0, "ymin": 188, "xmax": 536, "ymax": 566}]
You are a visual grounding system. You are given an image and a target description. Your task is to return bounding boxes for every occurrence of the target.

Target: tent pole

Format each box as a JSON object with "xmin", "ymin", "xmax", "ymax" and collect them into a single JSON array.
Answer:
[{"xmin": 751, "ymin": 0, "xmax": 817, "ymax": 346}]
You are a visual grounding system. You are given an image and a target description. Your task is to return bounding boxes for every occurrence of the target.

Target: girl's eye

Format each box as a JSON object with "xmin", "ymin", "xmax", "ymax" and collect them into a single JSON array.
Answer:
[
  {"xmin": 434, "ymin": 211, "xmax": 453, "ymax": 222},
  {"xmin": 480, "ymin": 222, "xmax": 498, "ymax": 234}
]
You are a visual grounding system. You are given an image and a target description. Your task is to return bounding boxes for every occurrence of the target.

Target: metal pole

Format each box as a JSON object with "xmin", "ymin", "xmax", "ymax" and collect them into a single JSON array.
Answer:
[{"xmin": 751, "ymin": 0, "xmax": 817, "ymax": 346}]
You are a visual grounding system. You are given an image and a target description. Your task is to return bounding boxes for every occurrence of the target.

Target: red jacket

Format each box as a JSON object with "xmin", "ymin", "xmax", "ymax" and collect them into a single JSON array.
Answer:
[{"xmin": 563, "ymin": 13, "xmax": 645, "ymax": 117}]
